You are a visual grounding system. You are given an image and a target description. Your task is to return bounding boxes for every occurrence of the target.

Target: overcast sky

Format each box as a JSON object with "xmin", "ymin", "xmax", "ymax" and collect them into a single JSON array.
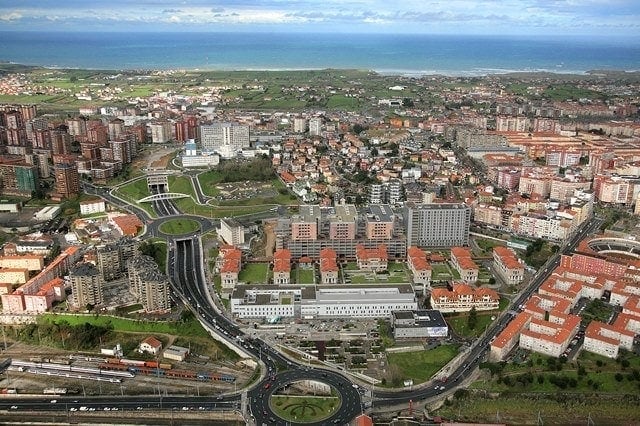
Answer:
[{"xmin": 0, "ymin": 0, "xmax": 638, "ymax": 36}]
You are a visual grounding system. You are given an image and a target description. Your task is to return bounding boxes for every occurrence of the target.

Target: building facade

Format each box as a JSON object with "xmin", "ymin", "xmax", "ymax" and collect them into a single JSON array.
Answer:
[{"xmin": 404, "ymin": 203, "xmax": 471, "ymax": 248}]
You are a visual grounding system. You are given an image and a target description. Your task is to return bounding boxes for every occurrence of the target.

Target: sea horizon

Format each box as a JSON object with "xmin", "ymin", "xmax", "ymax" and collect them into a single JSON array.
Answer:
[{"xmin": 1, "ymin": 31, "xmax": 639, "ymax": 77}]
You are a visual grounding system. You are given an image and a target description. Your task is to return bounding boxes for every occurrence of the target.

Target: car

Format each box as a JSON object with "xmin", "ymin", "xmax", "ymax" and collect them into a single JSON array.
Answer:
[
  {"xmin": 263, "ymin": 383, "xmax": 271, "ymax": 390},
  {"xmin": 79, "ymin": 407, "xmax": 88, "ymax": 411},
  {"xmin": 69, "ymin": 408, "xmax": 77, "ymax": 412},
  {"xmin": 352, "ymin": 384, "xmax": 359, "ymax": 389},
  {"xmin": 50, "ymin": 400, "xmax": 57, "ymax": 404},
  {"xmin": 136, "ymin": 407, "xmax": 143, "ymax": 411},
  {"xmin": 112, "ymin": 407, "xmax": 118, "ymax": 411},
  {"xmin": 182, "ymin": 407, "xmax": 189, "ymax": 411},
  {"xmin": 440, "ymin": 386, "xmax": 446, "ymax": 390},
  {"xmin": 216, "ymin": 396, "xmax": 223, "ymax": 400},
  {"xmin": 88, "ymin": 408, "xmax": 95, "ymax": 411},
  {"xmin": 104, "ymin": 407, "xmax": 111, "ymax": 411},
  {"xmin": 10, "ymin": 405, "xmax": 18, "ymax": 410}
]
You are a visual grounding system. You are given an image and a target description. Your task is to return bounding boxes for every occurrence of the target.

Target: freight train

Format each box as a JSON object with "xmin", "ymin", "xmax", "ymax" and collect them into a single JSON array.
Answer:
[
  {"xmin": 106, "ymin": 358, "xmax": 172, "ymax": 370},
  {"xmin": 98, "ymin": 363, "xmax": 235, "ymax": 383}
]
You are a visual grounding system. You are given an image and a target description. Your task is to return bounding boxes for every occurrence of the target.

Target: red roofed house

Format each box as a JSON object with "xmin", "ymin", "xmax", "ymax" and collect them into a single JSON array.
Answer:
[
  {"xmin": 583, "ymin": 320, "xmax": 635, "ymax": 359},
  {"xmin": 355, "ymin": 244, "xmax": 387, "ymax": 272},
  {"xmin": 273, "ymin": 249, "xmax": 292, "ymax": 284},
  {"xmin": 407, "ymin": 246, "xmax": 432, "ymax": 290},
  {"xmin": 490, "ymin": 312, "xmax": 532, "ymax": 361},
  {"xmin": 492, "ymin": 246, "xmax": 525, "ymax": 285},
  {"xmin": 430, "ymin": 282, "xmax": 499, "ymax": 313},
  {"xmin": 352, "ymin": 414, "xmax": 374, "ymax": 426},
  {"xmin": 319, "ymin": 248, "xmax": 338, "ymax": 284},
  {"xmin": 111, "ymin": 214, "xmax": 143, "ymax": 236},
  {"xmin": 218, "ymin": 245, "xmax": 242, "ymax": 290},
  {"xmin": 139, "ymin": 336, "xmax": 163, "ymax": 355},
  {"xmin": 449, "ymin": 247, "xmax": 478, "ymax": 284},
  {"xmin": 23, "ymin": 277, "xmax": 65, "ymax": 313},
  {"xmin": 519, "ymin": 312, "xmax": 580, "ymax": 358}
]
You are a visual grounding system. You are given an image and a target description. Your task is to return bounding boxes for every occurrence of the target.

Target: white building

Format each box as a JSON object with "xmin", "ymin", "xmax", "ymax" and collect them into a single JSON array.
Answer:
[
  {"xmin": 148, "ymin": 121, "xmax": 172, "ymax": 144},
  {"xmin": 200, "ymin": 122, "xmax": 250, "ymax": 155},
  {"xmin": 230, "ymin": 284, "xmax": 417, "ymax": 320},
  {"xmin": 219, "ymin": 218, "xmax": 245, "ymax": 246},
  {"xmin": 80, "ymin": 199, "xmax": 106, "ymax": 216}
]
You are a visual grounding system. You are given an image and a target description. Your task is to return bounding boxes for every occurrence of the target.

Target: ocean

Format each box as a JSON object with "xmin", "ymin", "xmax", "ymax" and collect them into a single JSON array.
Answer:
[{"xmin": 0, "ymin": 31, "xmax": 639, "ymax": 76}]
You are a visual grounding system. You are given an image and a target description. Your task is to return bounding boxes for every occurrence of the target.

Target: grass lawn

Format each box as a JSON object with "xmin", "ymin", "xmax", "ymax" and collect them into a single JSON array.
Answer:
[
  {"xmin": 431, "ymin": 263, "xmax": 453, "ymax": 279},
  {"xmin": 447, "ymin": 313, "xmax": 498, "ymax": 338},
  {"xmin": 433, "ymin": 394, "xmax": 640, "ymax": 426},
  {"xmin": 386, "ymin": 344, "xmax": 459, "ymax": 385},
  {"xmin": 113, "ymin": 179, "xmax": 156, "ymax": 218},
  {"xmin": 39, "ymin": 313, "xmax": 210, "ymax": 338},
  {"xmin": 270, "ymin": 395, "xmax": 340, "ymax": 424},
  {"xmin": 158, "ymin": 218, "xmax": 201, "ymax": 235},
  {"xmin": 296, "ymin": 267, "xmax": 315, "ymax": 284},
  {"xmin": 238, "ymin": 263, "xmax": 269, "ymax": 284}
]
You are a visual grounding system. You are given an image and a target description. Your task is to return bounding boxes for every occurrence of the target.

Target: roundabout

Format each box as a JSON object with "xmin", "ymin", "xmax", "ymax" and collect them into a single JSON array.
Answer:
[
  {"xmin": 269, "ymin": 381, "xmax": 341, "ymax": 424},
  {"xmin": 158, "ymin": 217, "xmax": 201, "ymax": 235},
  {"xmin": 248, "ymin": 369, "xmax": 362, "ymax": 426}
]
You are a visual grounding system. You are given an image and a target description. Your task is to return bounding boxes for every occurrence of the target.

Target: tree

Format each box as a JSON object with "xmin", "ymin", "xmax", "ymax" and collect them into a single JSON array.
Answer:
[{"xmin": 467, "ymin": 307, "xmax": 478, "ymax": 330}]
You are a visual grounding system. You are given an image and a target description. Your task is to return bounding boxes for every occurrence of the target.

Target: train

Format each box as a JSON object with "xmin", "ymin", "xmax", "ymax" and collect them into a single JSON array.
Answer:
[
  {"xmin": 98, "ymin": 363, "xmax": 235, "ymax": 383},
  {"xmin": 106, "ymin": 358, "xmax": 172, "ymax": 370}
]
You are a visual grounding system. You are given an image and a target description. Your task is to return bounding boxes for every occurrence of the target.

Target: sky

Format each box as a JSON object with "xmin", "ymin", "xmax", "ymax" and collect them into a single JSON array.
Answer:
[{"xmin": 0, "ymin": 0, "xmax": 638, "ymax": 36}]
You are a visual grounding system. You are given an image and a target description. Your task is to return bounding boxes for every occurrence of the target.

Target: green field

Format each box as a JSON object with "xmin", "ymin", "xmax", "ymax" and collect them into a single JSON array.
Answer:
[
  {"xmin": 158, "ymin": 218, "xmax": 201, "ymax": 235},
  {"xmin": 238, "ymin": 263, "xmax": 269, "ymax": 284},
  {"xmin": 295, "ymin": 267, "xmax": 315, "ymax": 284},
  {"xmin": 113, "ymin": 179, "xmax": 156, "ymax": 218},
  {"xmin": 385, "ymin": 344, "xmax": 460, "ymax": 385},
  {"xmin": 270, "ymin": 395, "xmax": 340, "ymax": 424},
  {"xmin": 39, "ymin": 312, "xmax": 209, "ymax": 338}
]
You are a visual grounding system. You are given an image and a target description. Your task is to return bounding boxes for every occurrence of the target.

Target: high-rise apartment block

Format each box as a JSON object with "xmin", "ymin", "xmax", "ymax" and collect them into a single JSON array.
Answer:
[
  {"xmin": 200, "ymin": 123, "xmax": 250, "ymax": 157},
  {"xmin": 70, "ymin": 262, "xmax": 104, "ymax": 308},
  {"xmin": 53, "ymin": 155, "xmax": 79, "ymax": 199},
  {"xmin": 127, "ymin": 255, "xmax": 171, "ymax": 312},
  {"xmin": 404, "ymin": 203, "xmax": 471, "ymax": 248}
]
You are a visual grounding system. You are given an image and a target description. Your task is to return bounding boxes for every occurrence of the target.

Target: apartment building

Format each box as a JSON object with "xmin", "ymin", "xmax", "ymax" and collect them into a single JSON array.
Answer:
[
  {"xmin": 291, "ymin": 205, "xmax": 321, "ymax": 241},
  {"xmin": 70, "ymin": 262, "xmax": 104, "ymax": 308},
  {"xmin": 149, "ymin": 121, "xmax": 173, "ymax": 144},
  {"xmin": 430, "ymin": 283, "xmax": 499, "ymax": 313},
  {"xmin": 200, "ymin": 122, "xmax": 250, "ymax": 157},
  {"xmin": 0, "ymin": 159, "xmax": 38, "ymax": 197},
  {"xmin": 449, "ymin": 247, "xmax": 478, "ymax": 284},
  {"xmin": 490, "ymin": 311, "xmax": 532, "ymax": 361},
  {"xmin": 518, "ymin": 312, "xmax": 580, "ymax": 358},
  {"xmin": 583, "ymin": 320, "xmax": 635, "ymax": 359},
  {"xmin": 0, "ymin": 246, "xmax": 81, "ymax": 314},
  {"xmin": 522, "ymin": 294, "xmax": 571, "ymax": 320},
  {"xmin": 492, "ymin": 246, "xmax": 525, "ymax": 286},
  {"xmin": 329, "ymin": 205, "xmax": 357, "ymax": 240},
  {"xmin": 365, "ymin": 205, "xmax": 394, "ymax": 239},
  {"xmin": 219, "ymin": 217, "xmax": 245, "ymax": 246},
  {"xmin": 278, "ymin": 204, "xmax": 407, "ymax": 260},
  {"xmin": 80, "ymin": 199, "xmax": 106, "ymax": 216},
  {"xmin": 53, "ymin": 156, "xmax": 80, "ymax": 199},
  {"xmin": 593, "ymin": 174, "xmax": 633, "ymax": 205},
  {"xmin": 127, "ymin": 255, "xmax": 171, "ymax": 312},
  {"xmin": 319, "ymin": 248, "xmax": 338, "ymax": 285},
  {"xmin": 404, "ymin": 203, "xmax": 471, "ymax": 248},
  {"xmin": 0, "ymin": 254, "xmax": 44, "ymax": 271}
]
